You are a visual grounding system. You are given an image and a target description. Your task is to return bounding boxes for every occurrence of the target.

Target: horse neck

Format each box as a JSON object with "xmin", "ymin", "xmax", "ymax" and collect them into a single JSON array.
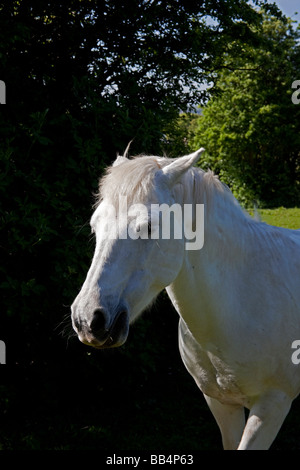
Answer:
[
  {"xmin": 168, "ymin": 170, "xmax": 253, "ymax": 340},
  {"xmin": 180, "ymin": 168, "xmax": 251, "ymax": 254}
]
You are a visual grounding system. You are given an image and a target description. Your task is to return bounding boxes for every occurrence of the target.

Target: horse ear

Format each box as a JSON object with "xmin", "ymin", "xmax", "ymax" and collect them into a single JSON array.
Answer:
[
  {"xmin": 161, "ymin": 148, "xmax": 205, "ymax": 186},
  {"xmin": 113, "ymin": 154, "xmax": 127, "ymax": 167},
  {"xmin": 113, "ymin": 140, "xmax": 133, "ymax": 167}
]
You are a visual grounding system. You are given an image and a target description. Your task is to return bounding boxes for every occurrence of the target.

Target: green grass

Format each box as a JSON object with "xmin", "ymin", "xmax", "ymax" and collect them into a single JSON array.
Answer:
[{"xmin": 247, "ymin": 207, "xmax": 300, "ymax": 229}]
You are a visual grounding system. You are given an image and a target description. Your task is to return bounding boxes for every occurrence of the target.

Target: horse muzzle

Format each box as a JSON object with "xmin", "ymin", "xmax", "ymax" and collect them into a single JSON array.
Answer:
[{"xmin": 72, "ymin": 306, "xmax": 129, "ymax": 349}]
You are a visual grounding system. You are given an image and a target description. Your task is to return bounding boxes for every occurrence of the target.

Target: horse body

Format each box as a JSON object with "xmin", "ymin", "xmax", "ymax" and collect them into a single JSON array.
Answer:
[
  {"xmin": 170, "ymin": 174, "xmax": 300, "ymax": 448},
  {"xmin": 71, "ymin": 149, "xmax": 300, "ymax": 449},
  {"xmin": 172, "ymin": 209, "xmax": 300, "ymax": 399}
]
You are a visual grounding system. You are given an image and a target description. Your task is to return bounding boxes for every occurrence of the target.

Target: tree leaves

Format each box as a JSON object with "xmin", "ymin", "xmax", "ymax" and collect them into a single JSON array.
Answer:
[{"xmin": 193, "ymin": 11, "xmax": 300, "ymax": 207}]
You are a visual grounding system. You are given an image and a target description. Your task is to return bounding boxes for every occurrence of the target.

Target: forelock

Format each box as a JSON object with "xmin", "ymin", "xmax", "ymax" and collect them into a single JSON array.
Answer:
[{"xmin": 95, "ymin": 156, "xmax": 171, "ymax": 207}]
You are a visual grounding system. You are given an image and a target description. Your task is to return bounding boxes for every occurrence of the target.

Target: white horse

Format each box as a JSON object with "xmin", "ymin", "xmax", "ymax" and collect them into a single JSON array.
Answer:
[{"xmin": 71, "ymin": 148, "xmax": 300, "ymax": 450}]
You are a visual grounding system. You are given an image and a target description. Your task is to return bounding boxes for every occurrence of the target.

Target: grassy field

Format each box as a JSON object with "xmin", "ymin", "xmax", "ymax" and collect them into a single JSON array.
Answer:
[{"xmin": 247, "ymin": 207, "xmax": 300, "ymax": 229}]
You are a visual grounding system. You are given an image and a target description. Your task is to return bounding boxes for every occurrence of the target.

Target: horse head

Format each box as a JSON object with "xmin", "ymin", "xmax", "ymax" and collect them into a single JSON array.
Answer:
[{"xmin": 71, "ymin": 149, "xmax": 204, "ymax": 348}]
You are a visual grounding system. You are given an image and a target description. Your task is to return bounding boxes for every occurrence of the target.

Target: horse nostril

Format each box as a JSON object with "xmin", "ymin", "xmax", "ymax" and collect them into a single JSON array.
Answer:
[
  {"xmin": 90, "ymin": 308, "xmax": 108, "ymax": 335},
  {"xmin": 74, "ymin": 318, "xmax": 81, "ymax": 331}
]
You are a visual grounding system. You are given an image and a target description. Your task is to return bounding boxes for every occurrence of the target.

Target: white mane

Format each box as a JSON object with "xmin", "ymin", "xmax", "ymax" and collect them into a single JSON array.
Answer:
[
  {"xmin": 96, "ymin": 154, "xmax": 300, "ymax": 257},
  {"xmin": 97, "ymin": 154, "xmax": 234, "ymax": 208}
]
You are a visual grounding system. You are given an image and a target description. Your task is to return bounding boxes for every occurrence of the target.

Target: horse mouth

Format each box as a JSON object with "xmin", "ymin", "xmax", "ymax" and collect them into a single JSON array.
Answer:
[{"xmin": 89, "ymin": 310, "xmax": 129, "ymax": 349}]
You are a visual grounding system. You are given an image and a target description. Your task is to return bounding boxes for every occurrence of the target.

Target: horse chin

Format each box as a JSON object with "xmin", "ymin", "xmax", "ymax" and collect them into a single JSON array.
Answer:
[
  {"xmin": 87, "ymin": 310, "xmax": 129, "ymax": 350},
  {"xmin": 97, "ymin": 334, "xmax": 128, "ymax": 349}
]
